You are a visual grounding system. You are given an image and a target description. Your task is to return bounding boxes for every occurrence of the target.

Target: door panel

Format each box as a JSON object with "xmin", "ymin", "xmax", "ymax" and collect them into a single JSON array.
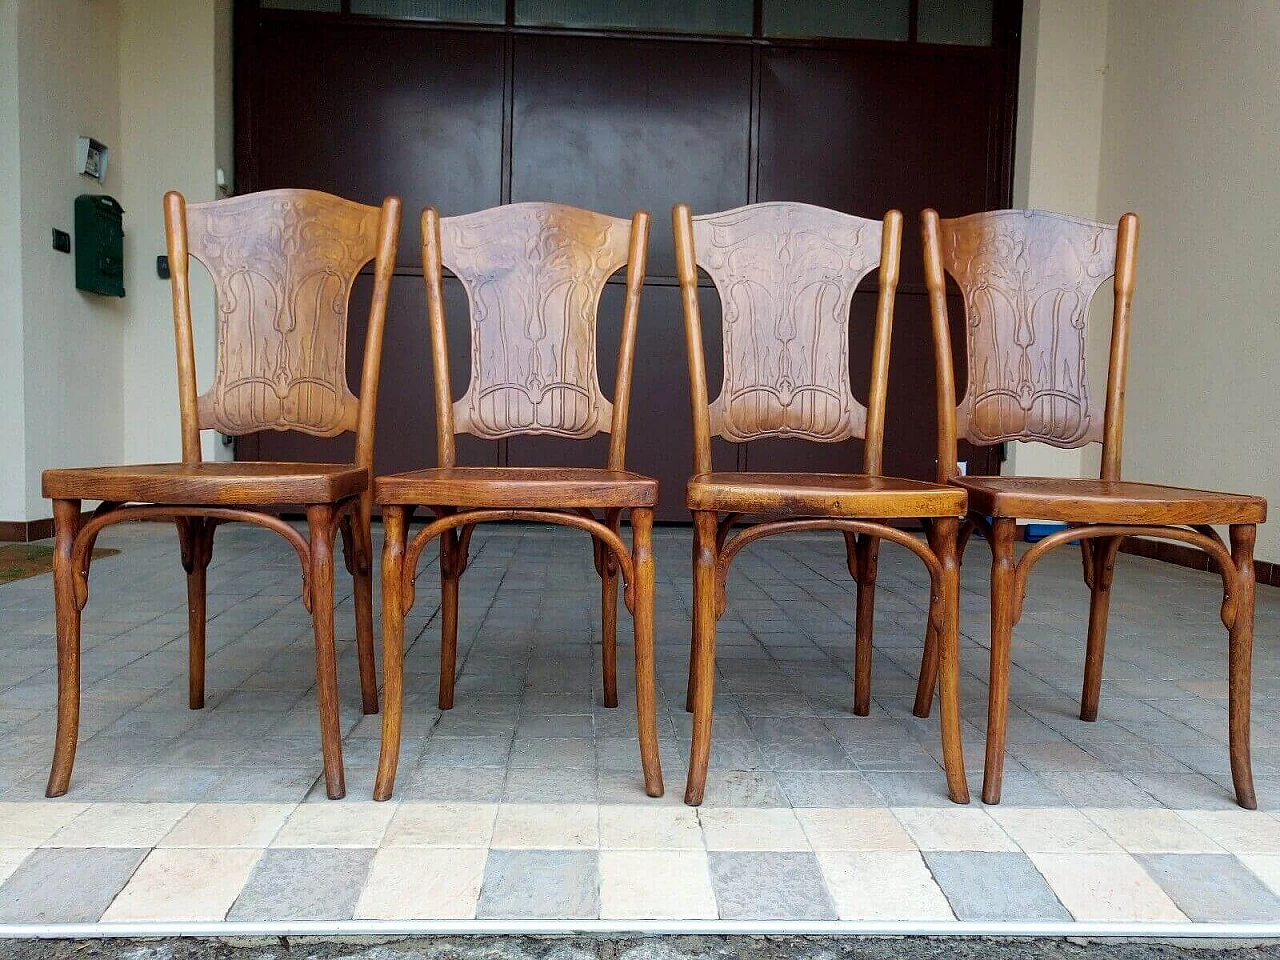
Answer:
[
  {"xmin": 246, "ymin": 18, "xmax": 505, "ymax": 264},
  {"xmin": 510, "ymin": 35, "xmax": 752, "ymax": 279}
]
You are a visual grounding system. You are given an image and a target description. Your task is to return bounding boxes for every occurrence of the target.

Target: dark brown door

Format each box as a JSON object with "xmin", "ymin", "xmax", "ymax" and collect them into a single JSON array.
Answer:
[{"xmin": 235, "ymin": 0, "xmax": 1019, "ymax": 517}]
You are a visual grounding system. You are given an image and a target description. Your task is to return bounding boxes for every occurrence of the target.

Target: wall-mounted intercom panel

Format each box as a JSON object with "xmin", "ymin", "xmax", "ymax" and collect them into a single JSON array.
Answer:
[{"xmin": 74, "ymin": 194, "xmax": 125, "ymax": 298}]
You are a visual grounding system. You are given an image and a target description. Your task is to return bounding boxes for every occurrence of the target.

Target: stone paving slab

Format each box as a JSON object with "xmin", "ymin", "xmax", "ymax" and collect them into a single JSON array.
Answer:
[{"xmin": 0, "ymin": 522, "xmax": 1277, "ymax": 925}]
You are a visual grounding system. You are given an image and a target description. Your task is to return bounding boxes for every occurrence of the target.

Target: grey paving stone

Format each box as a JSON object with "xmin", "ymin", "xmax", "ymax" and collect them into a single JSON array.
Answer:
[
  {"xmin": 708, "ymin": 851, "xmax": 837, "ymax": 920},
  {"xmin": 0, "ymin": 847, "xmax": 148, "ymax": 922},
  {"xmin": 1137, "ymin": 853, "xmax": 1280, "ymax": 922},
  {"xmin": 476, "ymin": 849, "xmax": 599, "ymax": 920},
  {"xmin": 925, "ymin": 851, "xmax": 1072, "ymax": 921},
  {"xmin": 227, "ymin": 848, "xmax": 375, "ymax": 921}
]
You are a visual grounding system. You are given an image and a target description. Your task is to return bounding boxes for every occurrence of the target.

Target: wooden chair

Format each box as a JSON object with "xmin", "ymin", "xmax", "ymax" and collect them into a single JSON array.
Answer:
[
  {"xmin": 373, "ymin": 202, "xmax": 663, "ymax": 800},
  {"xmin": 917, "ymin": 207, "xmax": 1266, "ymax": 808},
  {"xmin": 674, "ymin": 201, "xmax": 971, "ymax": 807},
  {"xmin": 42, "ymin": 188, "xmax": 401, "ymax": 800}
]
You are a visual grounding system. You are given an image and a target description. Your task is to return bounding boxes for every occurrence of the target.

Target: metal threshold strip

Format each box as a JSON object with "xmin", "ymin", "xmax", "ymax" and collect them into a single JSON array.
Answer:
[{"xmin": 1, "ymin": 920, "xmax": 1279, "ymax": 940}]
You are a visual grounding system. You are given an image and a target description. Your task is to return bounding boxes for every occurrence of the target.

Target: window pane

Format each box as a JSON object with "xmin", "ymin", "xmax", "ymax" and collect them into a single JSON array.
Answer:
[
  {"xmin": 917, "ymin": 0, "xmax": 994, "ymax": 45},
  {"xmin": 261, "ymin": 0, "xmax": 341, "ymax": 11},
  {"xmin": 515, "ymin": 0, "xmax": 753, "ymax": 35},
  {"xmin": 351, "ymin": 0, "xmax": 505, "ymax": 22},
  {"xmin": 763, "ymin": 0, "xmax": 909, "ymax": 41}
]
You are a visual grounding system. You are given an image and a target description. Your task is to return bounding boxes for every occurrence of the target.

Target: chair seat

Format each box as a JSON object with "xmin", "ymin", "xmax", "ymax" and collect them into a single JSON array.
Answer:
[
  {"xmin": 687, "ymin": 472, "xmax": 967, "ymax": 518},
  {"xmin": 42, "ymin": 462, "xmax": 368, "ymax": 506},
  {"xmin": 954, "ymin": 476, "xmax": 1267, "ymax": 525},
  {"xmin": 376, "ymin": 467, "xmax": 659, "ymax": 508}
]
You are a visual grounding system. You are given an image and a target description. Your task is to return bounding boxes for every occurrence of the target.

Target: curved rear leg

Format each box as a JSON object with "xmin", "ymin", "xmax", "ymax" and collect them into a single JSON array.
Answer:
[
  {"xmin": 47, "ymin": 499, "xmax": 84, "ymax": 798},
  {"xmin": 982, "ymin": 517, "xmax": 1019, "ymax": 805},
  {"xmin": 1228, "ymin": 524, "xmax": 1257, "ymax": 809},
  {"xmin": 684, "ymin": 510, "xmax": 719, "ymax": 805},
  {"xmin": 177, "ymin": 517, "xmax": 215, "ymax": 710},
  {"xmin": 597, "ymin": 509, "xmax": 622, "ymax": 708},
  {"xmin": 374, "ymin": 505, "xmax": 410, "ymax": 801},
  {"xmin": 852, "ymin": 532, "xmax": 880, "ymax": 716},
  {"xmin": 1080, "ymin": 535, "xmax": 1120, "ymax": 722},
  {"xmin": 438, "ymin": 526, "xmax": 462, "ymax": 711},
  {"xmin": 932, "ymin": 517, "xmax": 970, "ymax": 803},
  {"xmin": 307, "ymin": 504, "xmax": 345, "ymax": 800},
  {"xmin": 915, "ymin": 516, "xmax": 976, "ymax": 718}
]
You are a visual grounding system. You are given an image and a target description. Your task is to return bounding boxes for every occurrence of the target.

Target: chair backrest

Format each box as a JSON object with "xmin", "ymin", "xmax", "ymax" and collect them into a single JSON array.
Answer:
[
  {"xmin": 164, "ymin": 188, "xmax": 401, "ymax": 469},
  {"xmin": 673, "ymin": 201, "xmax": 903, "ymax": 477},
  {"xmin": 922, "ymin": 208, "xmax": 1139, "ymax": 482},
  {"xmin": 423, "ymin": 201, "xmax": 650, "ymax": 471}
]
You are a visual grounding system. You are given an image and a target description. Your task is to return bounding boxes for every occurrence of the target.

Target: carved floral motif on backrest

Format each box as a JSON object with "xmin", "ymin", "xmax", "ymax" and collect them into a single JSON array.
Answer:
[
  {"xmin": 942, "ymin": 209, "xmax": 1117, "ymax": 447},
  {"xmin": 187, "ymin": 190, "xmax": 379, "ymax": 438},
  {"xmin": 441, "ymin": 203, "xmax": 630, "ymax": 440},
  {"xmin": 693, "ymin": 203, "xmax": 881, "ymax": 443}
]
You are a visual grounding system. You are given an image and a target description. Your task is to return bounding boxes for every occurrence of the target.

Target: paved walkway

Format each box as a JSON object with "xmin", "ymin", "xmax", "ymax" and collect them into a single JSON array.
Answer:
[{"xmin": 0, "ymin": 522, "xmax": 1277, "ymax": 927}]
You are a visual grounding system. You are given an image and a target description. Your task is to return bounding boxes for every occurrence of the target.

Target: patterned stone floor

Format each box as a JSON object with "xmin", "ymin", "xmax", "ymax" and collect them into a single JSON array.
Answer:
[{"xmin": 0, "ymin": 521, "xmax": 1278, "ymax": 927}]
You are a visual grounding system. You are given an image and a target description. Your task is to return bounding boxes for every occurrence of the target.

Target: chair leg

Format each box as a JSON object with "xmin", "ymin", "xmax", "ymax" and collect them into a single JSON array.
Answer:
[
  {"xmin": 1080, "ymin": 535, "xmax": 1120, "ymax": 722},
  {"xmin": 438, "ymin": 528, "xmax": 461, "ymax": 711},
  {"xmin": 1228, "ymin": 524, "xmax": 1258, "ymax": 809},
  {"xmin": 177, "ymin": 518, "xmax": 214, "ymax": 710},
  {"xmin": 631, "ymin": 507, "xmax": 663, "ymax": 797},
  {"xmin": 600, "ymin": 537, "xmax": 620, "ymax": 709},
  {"xmin": 932, "ymin": 517, "xmax": 970, "ymax": 804},
  {"xmin": 853, "ymin": 533, "xmax": 880, "ymax": 717},
  {"xmin": 374, "ymin": 505, "xmax": 410, "ymax": 801},
  {"xmin": 341, "ymin": 503, "xmax": 379, "ymax": 716},
  {"xmin": 685, "ymin": 510, "xmax": 719, "ymax": 806},
  {"xmin": 913, "ymin": 521, "xmax": 943, "ymax": 719},
  {"xmin": 982, "ymin": 517, "xmax": 1019, "ymax": 805},
  {"xmin": 46, "ymin": 499, "xmax": 83, "ymax": 798},
  {"xmin": 684, "ymin": 519, "xmax": 707, "ymax": 714},
  {"xmin": 307, "ymin": 504, "xmax": 345, "ymax": 800}
]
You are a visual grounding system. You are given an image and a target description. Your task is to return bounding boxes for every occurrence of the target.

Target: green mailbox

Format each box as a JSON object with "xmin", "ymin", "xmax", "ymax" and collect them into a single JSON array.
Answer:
[{"xmin": 74, "ymin": 194, "xmax": 125, "ymax": 298}]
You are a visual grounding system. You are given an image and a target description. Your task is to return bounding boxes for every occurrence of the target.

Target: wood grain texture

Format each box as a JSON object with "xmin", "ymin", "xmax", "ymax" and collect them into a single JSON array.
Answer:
[
  {"xmin": 922, "ymin": 207, "xmax": 1262, "ymax": 809},
  {"xmin": 675, "ymin": 202, "xmax": 968, "ymax": 808},
  {"xmin": 938, "ymin": 209, "xmax": 1117, "ymax": 448},
  {"xmin": 691, "ymin": 202, "xmax": 882, "ymax": 444},
  {"xmin": 185, "ymin": 189, "xmax": 385, "ymax": 440},
  {"xmin": 375, "ymin": 203, "xmax": 661, "ymax": 801},
  {"xmin": 376, "ymin": 467, "xmax": 658, "ymax": 508},
  {"xmin": 954, "ymin": 476, "xmax": 1267, "ymax": 525},
  {"xmin": 439, "ymin": 202, "xmax": 632, "ymax": 442},
  {"xmin": 43, "ymin": 462, "xmax": 369, "ymax": 505}
]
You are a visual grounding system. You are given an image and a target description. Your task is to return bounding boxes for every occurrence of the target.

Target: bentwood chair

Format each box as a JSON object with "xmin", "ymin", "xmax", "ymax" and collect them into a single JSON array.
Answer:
[
  {"xmin": 373, "ymin": 202, "xmax": 662, "ymax": 800},
  {"xmin": 42, "ymin": 188, "xmax": 401, "ymax": 799},
  {"xmin": 916, "ymin": 208, "xmax": 1266, "ymax": 807},
  {"xmin": 674, "ymin": 201, "xmax": 971, "ymax": 807}
]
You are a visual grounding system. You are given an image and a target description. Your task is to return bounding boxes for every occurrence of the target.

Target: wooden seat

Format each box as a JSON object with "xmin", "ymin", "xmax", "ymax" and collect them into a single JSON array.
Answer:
[
  {"xmin": 918, "ymin": 207, "xmax": 1264, "ymax": 809},
  {"xmin": 44, "ymin": 462, "xmax": 369, "ymax": 506},
  {"xmin": 674, "ymin": 201, "xmax": 969, "ymax": 807},
  {"xmin": 377, "ymin": 467, "xmax": 658, "ymax": 509},
  {"xmin": 954, "ymin": 477, "xmax": 1266, "ymax": 525},
  {"xmin": 41, "ymin": 188, "xmax": 401, "ymax": 801},
  {"xmin": 689, "ymin": 472, "xmax": 967, "ymax": 518},
  {"xmin": 374, "ymin": 202, "xmax": 663, "ymax": 802}
]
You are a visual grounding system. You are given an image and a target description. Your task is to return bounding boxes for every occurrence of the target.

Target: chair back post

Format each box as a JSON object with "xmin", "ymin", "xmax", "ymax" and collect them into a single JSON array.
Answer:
[
  {"xmin": 353, "ymin": 196, "xmax": 402, "ymax": 474},
  {"xmin": 1099, "ymin": 212, "xmax": 1140, "ymax": 482},
  {"xmin": 607, "ymin": 210, "xmax": 651, "ymax": 472},
  {"xmin": 862, "ymin": 209, "xmax": 902, "ymax": 478},
  {"xmin": 164, "ymin": 191, "xmax": 204, "ymax": 465},
  {"xmin": 673, "ymin": 203, "xmax": 714, "ymax": 477},
  {"xmin": 921, "ymin": 208, "xmax": 960, "ymax": 484},
  {"xmin": 422, "ymin": 208, "xmax": 457, "ymax": 469}
]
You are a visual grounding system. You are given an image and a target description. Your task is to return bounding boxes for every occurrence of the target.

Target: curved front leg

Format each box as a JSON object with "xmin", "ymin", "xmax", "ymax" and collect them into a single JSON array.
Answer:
[
  {"xmin": 852, "ymin": 532, "xmax": 881, "ymax": 717},
  {"xmin": 307, "ymin": 504, "xmax": 345, "ymax": 800},
  {"xmin": 631, "ymin": 507, "xmax": 663, "ymax": 797},
  {"xmin": 684, "ymin": 510, "xmax": 719, "ymax": 805},
  {"xmin": 177, "ymin": 517, "xmax": 215, "ymax": 710},
  {"xmin": 983, "ymin": 517, "xmax": 1020, "ymax": 805},
  {"xmin": 374, "ymin": 505, "xmax": 410, "ymax": 801},
  {"xmin": 340, "ymin": 495, "xmax": 379, "ymax": 716},
  {"xmin": 46, "ymin": 499, "xmax": 83, "ymax": 798},
  {"xmin": 932, "ymin": 517, "xmax": 970, "ymax": 804},
  {"xmin": 1228, "ymin": 524, "xmax": 1257, "ymax": 809}
]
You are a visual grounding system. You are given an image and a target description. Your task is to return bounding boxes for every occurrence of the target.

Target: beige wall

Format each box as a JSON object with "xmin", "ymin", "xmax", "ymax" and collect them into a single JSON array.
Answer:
[
  {"xmin": 1096, "ymin": 0, "xmax": 1280, "ymax": 561},
  {"xmin": 15, "ymin": 0, "xmax": 128, "ymax": 519},
  {"xmin": 119, "ymin": 0, "xmax": 232, "ymax": 466},
  {"xmin": 0, "ymin": 0, "xmax": 26, "ymax": 520}
]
